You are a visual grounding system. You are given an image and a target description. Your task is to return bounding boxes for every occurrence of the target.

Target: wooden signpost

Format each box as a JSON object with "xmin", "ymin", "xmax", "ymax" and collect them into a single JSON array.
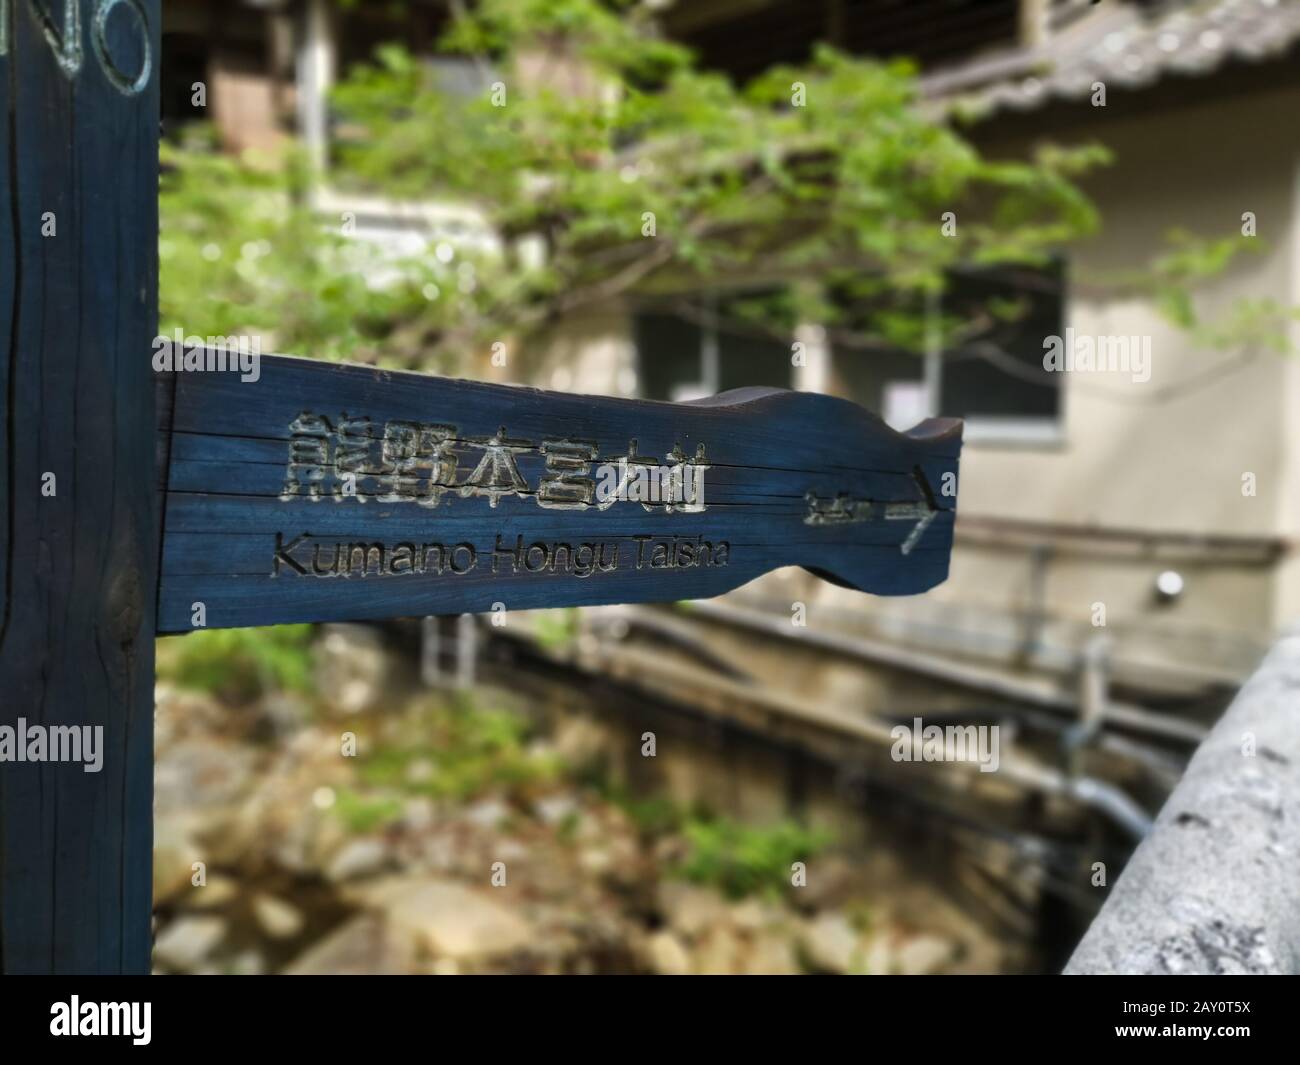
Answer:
[
  {"xmin": 1, "ymin": 0, "xmax": 962, "ymax": 974},
  {"xmin": 157, "ymin": 356, "xmax": 961, "ymax": 632}
]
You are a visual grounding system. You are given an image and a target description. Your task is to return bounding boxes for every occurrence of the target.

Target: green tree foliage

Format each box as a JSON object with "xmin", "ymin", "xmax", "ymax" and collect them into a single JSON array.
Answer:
[
  {"xmin": 160, "ymin": 135, "xmax": 457, "ymax": 367},
  {"xmin": 157, "ymin": 624, "xmax": 316, "ymax": 705},
  {"xmin": 160, "ymin": 0, "xmax": 1293, "ymax": 374},
  {"xmin": 330, "ymin": 0, "xmax": 1107, "ymax": 363}
]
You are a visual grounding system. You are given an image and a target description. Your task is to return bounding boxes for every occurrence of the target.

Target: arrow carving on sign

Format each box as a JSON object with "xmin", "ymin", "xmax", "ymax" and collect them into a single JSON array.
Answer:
[{"xmin": 887, "ymin": 468, "xmax": 942, "ymax": 557}]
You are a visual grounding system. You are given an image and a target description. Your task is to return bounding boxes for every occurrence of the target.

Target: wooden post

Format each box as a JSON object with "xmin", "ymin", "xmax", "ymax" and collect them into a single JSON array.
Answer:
[
  {"xmin": 0, "ymin": 0, "xmax": 963, "ymax": 977},
  {"xmin": 0, "ymin": 0, "xmax": 160, "ymax": 973}
]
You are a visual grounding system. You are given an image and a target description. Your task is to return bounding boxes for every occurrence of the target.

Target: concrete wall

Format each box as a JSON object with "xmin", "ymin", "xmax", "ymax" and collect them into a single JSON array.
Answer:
[
  {"xmin": 530, "ymin": 84, "xmax": 1300, "ymax": 683},
  {"xmin": 211, "ymin": 50, "xmax": 286, "ymax": 155},
  {"xmin": 530, "ymin": 306, "xmax": 639, "ymax": 395},
  {"xmin": 847, "ymin": 84, "xmax": 1300, "ymax": 679},
  {"xmin": 961, "ymin": 85, "xmax": 1297, "ymax": 538}
]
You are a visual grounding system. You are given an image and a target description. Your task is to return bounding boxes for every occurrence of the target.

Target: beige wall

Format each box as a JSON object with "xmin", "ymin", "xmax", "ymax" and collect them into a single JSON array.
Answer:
[
  {"xmin": 961, "ymin": 85, "xmax": 1298, "ymax": 539},
  {"xmin": 531, "ymin": 306, "xmax": 638, "ymax": 395},
  {"xmin": 539, "ymin": 84, "xmax": 1300, "ymax": 681},
  {"xmin": 211, "ymin": 51, "xmax": 286, "ymax": 156},
  {"xmin": 811, "ymin": 85, "xmax": 1300, "ymax": 678},
  {"xmin": 929, "ymin": 83, "xmax": 1300, "ymax": 663}
]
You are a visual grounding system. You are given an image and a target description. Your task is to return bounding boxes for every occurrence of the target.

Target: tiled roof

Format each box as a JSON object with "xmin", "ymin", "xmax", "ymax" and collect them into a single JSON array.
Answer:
[{"xmin": 921, "ymin": 0, "xmax": 1300, "ymax": 115}]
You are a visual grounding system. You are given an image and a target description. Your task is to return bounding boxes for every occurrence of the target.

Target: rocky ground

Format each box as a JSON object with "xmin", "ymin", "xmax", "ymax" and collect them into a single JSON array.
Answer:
[{"xmin": 151, "ymin": 624, "xmax": 1004, "ymax": 975}]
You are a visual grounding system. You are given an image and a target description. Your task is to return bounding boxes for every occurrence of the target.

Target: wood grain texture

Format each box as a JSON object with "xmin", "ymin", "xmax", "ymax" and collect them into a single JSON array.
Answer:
[
  {"xmin": 156, "ymin": 353, "xmax": 962, "ymax": 633},
  {"xmin": 0, "ymin": 0, "xmax": 159, "ymax": 973}
]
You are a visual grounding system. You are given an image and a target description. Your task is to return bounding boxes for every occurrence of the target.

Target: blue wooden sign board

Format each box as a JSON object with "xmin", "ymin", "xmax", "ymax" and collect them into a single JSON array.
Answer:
[{"xmin": 156, "ymin": 354, "xmax": 962, "ymax": 633}]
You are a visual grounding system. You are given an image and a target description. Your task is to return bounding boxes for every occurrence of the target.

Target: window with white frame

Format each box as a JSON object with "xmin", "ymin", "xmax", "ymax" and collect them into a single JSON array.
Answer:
[
  {"xmin": 634, "ymin": 265, "xmax": 1063, "ymax": 442},
  {"xmin": 939, "ymin": 260, "xmax": 1064, "ymax": 442},
  {"xmin": 634, "ymin": 294, "xmax": 794, "ymax": 402},
  {"xmin": 837, "ymin": 261, "xmax": 1064, "ymax": 441}
]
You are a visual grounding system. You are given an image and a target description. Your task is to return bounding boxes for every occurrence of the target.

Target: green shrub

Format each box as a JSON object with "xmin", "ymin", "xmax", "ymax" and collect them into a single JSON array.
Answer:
[
  {"xmin": 157, "ymin": 625, "xmax": 315, "ymax": 704},
  {"xmin": 532, "ymin": 609, "xmax": 579, "ymax": 653},
  {"xmin": 333, "ymin": 788, "xmax": 404, "ymax": 834},
  {"xmin": 675, "ymin": 816, "xmax": 835, "ymax": 900},
  {"xmin": 620, "ymin": 795, "xmax": 684, "ymax": 837},
  {"xmin": 357, "ymin": 696, "xmax": 563, "ymax": 803}
]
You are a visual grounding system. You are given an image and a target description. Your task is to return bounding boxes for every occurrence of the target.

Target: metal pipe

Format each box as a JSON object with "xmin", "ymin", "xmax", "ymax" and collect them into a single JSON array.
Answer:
[
  {"xmin": 676, "ymin": 599, "xmax": 1207, "ymax": 744},
  {"xmin": 573, "ymin": 617, "xmax": 1154, "ymax": 840},
  {"xmin": 1066, "ymin": 776, "xmax": 1153, "ymax": 842}
]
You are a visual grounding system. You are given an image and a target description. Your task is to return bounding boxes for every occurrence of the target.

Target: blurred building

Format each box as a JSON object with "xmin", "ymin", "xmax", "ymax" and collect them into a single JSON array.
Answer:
[
  {"xmin": 165, "ymin": 0, "xmax": 1300, "ymax": 709},
  {"xmin": 554, "ymin": 0, "xmax": 1300, "ymax": 718},
  {"xmin": 162, "ymin": 0, "xmax": 445, "ymax": 158},
  {"xmin": 553, "ymin": 0, "xmax": 1300, "ymax": 713}
]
